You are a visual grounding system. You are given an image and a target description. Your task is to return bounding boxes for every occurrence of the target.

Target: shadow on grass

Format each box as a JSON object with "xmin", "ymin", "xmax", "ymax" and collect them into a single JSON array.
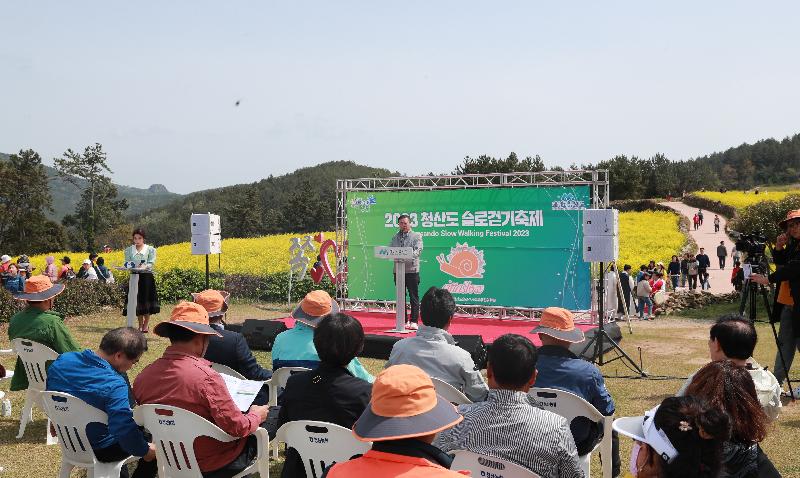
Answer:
[
  {"xmin": 0, "ymin": 419, "xmax": 50, "ymax": 445},
  {"xmin": 781, "ymin": 419, "xmax": 800, "ymax": 429}
]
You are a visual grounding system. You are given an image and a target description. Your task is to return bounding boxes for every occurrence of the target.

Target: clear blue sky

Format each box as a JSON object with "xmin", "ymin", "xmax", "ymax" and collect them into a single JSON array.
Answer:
[{"xmin": 2, "ymin": 2, "xmax": 799, "ymax": 193}]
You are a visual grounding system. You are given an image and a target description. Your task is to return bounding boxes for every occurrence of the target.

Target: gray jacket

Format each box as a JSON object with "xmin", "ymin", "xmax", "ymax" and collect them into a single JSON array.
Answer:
[
  {"xmin": 386, "ymin": 324, "xmax": 489, "ymax": 402},
  {"xmin": 390, "ymin": 230, "xmax": 423, "ymax": 273}
]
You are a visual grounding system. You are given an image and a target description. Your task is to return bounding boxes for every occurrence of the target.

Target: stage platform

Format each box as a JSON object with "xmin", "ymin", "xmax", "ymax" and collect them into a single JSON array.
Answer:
[{"xmin": 271, "ymin": 309, "xmax": 621, "ymax": 362}]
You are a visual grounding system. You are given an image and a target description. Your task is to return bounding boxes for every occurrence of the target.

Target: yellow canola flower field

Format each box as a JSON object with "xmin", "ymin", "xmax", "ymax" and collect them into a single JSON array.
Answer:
[
  {"xmin": 695, "ymin": 190, "xmax": 799, "ymax": 211},
  {"xmin": 617, "ymin": 211, "xmax": 686, "ymax": 269},
  {"xmin": 25, "ymin": 212, "xmax": 685, "ymax": 278},
  {"xmin": 27, "ymin": 232, "xmax": 335, "ymax": 276}
]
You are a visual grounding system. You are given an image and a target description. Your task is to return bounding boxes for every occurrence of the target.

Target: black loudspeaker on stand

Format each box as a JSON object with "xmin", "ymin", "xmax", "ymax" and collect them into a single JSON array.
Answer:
[{"xmin": 240, "ymin": 319, "xmax": 288, "ymax": 351}]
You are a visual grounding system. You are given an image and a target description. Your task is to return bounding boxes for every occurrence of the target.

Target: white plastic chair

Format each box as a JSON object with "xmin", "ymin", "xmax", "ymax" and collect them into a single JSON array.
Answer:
[
  {"xmin": 40, "ymin": 391, "xmax": 138, "ymax": 478},
  {"xmin": 275, "ymin": 420, "xmax": 371, "ymax": 478},
  {"xmin": 528, "ymin": 387, "xmax": 613, "ymax": 478},
  {"xmin": 210, "ymin": 362, "xmax": 246, "ymax": 380},
  {"xmin": 451, "ymin": 450, "xmax": 541, "ymax": 478},
  {"xmin": 267, "ymin": 366, "xmax": 311, "ymax": 458},
  {"xmin": 431, "ymin": 377, "xmax": 472, "ymax": 405},
  {"xmin": 267, "ymin": 366, "xmax": 312, "ymax": 406},
  {"xmin": 11, "ymin": 338, "xmax": 59, "ymax": 444},
  {"xmin": 134, "ymin": 404, "xmax": 270, "ymax": 478}
]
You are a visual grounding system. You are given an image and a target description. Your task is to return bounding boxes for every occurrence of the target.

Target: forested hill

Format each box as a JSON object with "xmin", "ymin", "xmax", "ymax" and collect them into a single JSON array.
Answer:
[
  {"xmin": 131, "ymin": 161, "xmax": 396, "ymax": 246},
  {"xmin": 592, "ymin": 132, "xmax": 800, "ymax": 200},
  {"xmin": 691, "ymin": 133, "xmax": 800, "ymax": 188},
  {"xmin": 0, "ymin": 152, "xmax": 181, "ymax": 220}
]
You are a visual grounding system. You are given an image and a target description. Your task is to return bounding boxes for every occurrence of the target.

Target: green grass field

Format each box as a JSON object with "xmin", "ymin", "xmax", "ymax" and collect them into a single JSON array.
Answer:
[{"xmin": 1, "ymin": 304, "xmax": 799, "ymax": 477}]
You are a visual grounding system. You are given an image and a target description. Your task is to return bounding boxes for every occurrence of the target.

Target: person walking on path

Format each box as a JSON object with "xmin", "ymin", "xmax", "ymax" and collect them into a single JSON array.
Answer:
[
  {"xmin": 663, "ymin": 200, "xmax": 736, "ymax": 294},
  {"xmin": 717, "ymin": 241, "xmax": 728, "ymax": 269},
  {"xmin": 714, "ymin": 214, "xmax": 721, "ymax": 233},
  {"xmin": 693, "ymin": 213, "xmax": 700, "ymax": 231},
  {"xmin": 698, "ymin": 209, "xmax": 704, "ymax": 225},
  {"xmin": 697, "ymin": 248, "xmax": 711, "ymax": 290}
]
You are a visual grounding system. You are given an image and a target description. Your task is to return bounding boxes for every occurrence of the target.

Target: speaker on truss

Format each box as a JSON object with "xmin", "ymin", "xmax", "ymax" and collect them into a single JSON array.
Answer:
[
  {"xmin": 582, "ymin": 209, "xmax": 619, "ymax": 262},
  {"xmin": 241, "ymin": 319, "xmax": 288, "ymax": 351}
]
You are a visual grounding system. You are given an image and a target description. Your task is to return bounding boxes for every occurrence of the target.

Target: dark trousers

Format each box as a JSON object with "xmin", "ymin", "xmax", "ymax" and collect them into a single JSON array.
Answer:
[
  {"xmin": 718, "ymin": 256, "xmax": 726, "ymax": 269},
  {"xmin": 202, "ymin": 435, "xmax": 258, "ymax": 478},
  {"xmin": 93, "ymin": 443, "xmax": 157, "ymax": 478},
  {"xmin": 393, "ymin": 272, "xmax": 420, "ymax": 322},
  {"xmin": 688, "ymin": 275, "xmax": 698, "ymax": 290}
]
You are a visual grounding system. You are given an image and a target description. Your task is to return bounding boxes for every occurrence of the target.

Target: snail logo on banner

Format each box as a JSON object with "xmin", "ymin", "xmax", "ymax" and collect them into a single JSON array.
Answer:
[
  {"xmin": 551, "ymin": 192, "xmax": 585, "ymax": 211},
  {"xmin": 437, "ymin": 243, "xmax": 486, "ymax": 295}
]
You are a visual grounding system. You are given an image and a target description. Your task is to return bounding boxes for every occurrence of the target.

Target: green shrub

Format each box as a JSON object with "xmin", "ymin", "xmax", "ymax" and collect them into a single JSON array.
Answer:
[
  {"xmin": 682, "ymin": 194, "xmax": 737, "ymax": 219},
  {"xmin": 0, "ymin": 280, "xmax": 125, "ymax": 322}
]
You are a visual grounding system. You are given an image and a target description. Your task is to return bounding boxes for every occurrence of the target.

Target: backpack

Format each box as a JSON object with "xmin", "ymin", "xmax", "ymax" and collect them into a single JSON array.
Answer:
[{"xmin": 64, "ymin": 266, "xmax": 76, "ymax": 280}]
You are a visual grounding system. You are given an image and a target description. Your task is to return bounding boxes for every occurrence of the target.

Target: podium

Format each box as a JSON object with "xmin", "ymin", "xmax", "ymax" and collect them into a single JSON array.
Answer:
[
  {"xmin": 374, "ymin": 246, "xmax": 416, "ymax": 334},
  {"xmin": 116, "ymin": 268, "xmax": 152, "ymax": 328}
]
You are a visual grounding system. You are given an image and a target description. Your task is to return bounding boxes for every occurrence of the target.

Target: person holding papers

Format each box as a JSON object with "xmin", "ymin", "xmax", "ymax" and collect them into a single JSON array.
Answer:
[
  {"xmin": 194, "ymin": 289, "xmax": 272, "ymax": 405},
  {"xmin": 134, "ymin": 302, "xmax": 269, "ymax": 478}
]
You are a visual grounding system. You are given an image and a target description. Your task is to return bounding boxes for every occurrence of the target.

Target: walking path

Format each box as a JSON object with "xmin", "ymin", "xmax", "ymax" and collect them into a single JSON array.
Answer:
[{"xmin": 663, "ymin": 201, "xmax": 735, "ymax": 294}]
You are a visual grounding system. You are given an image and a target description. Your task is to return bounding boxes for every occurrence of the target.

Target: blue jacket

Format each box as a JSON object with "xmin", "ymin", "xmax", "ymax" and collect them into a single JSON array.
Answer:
[
  {"xmin": 271, "ymin": 322, "xmax": 374, "ymax": 383},
  {"xmin": 205, "ymin": 323, "xmax": 272, "ymax": 405},
  {"xmin": 46, "ymin": 350, "xmax": 149, "ymax": 456},
  {"xmin": 4, "ymin": 275, "xmax": 25, "ymax": 294},
  {"xmin": 534, "ymin": 345, "xmax": 615, "ymax": 416}
]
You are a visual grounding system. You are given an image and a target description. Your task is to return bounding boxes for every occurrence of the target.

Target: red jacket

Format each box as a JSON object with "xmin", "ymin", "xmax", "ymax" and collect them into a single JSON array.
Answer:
[{"xmin": 325, "ymin": 449, "xmax": 470, "ymax": 478}]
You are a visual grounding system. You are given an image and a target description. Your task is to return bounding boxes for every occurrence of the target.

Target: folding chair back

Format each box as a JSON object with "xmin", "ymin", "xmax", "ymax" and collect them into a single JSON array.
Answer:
[
  {"xmin": 11, "ymin": 338, "xmax": 58, "ymax": 392},
  {"xmin": 11, "ymin": 338, "xmax": 59, "ymax": 443},
  {"xmin": 267, "ymin": 367, "xmax": 311, "ymax": 406},
  {"xmin": 210, "ymin": 362, "xmax": 246, "ymax": 380},
  {"xmin": 431, "ymin": 377, "xmax": 472, "ymax": 405},
  {"xmin": 528, "ymin": 387, "xmax": 613, "ymax": 478},
  {"xmin": 40, "ymin": 391, "xmax": 136, "ymax": 478},
  {"xmin": 134, "ymin": 404, "xmax": 270, "ymax": 478},
  {"xmin": 451, "ymin": 450, "xmax": 541, "ymax": 478},
  {"xmin": 275, "ymin": 420, "xmax": 371, "ymax": 478}
]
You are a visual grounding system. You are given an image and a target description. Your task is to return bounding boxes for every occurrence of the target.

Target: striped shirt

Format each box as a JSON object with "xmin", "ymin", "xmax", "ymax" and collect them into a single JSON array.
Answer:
[{"xmin": 435, "ymin": 389, "xmax": 584, "ymax": 478}]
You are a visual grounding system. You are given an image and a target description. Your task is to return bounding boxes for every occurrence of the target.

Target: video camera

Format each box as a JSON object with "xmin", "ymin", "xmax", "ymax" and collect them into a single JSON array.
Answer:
[{"xmin": 734, "ymin": 232, "xmax": 767, "ymax": 256}]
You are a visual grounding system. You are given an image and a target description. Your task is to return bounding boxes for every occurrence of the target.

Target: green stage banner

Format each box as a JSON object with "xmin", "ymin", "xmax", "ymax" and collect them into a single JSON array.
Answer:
[{"xmin": 346, "ymin": 186, "xmax": 591, "ymax": 310}]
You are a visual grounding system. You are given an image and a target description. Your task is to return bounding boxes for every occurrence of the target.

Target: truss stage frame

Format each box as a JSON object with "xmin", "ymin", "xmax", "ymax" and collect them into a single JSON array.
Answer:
[{"xmin": 335, "ymin": 170, "xmax": 609, "ymax": 321}]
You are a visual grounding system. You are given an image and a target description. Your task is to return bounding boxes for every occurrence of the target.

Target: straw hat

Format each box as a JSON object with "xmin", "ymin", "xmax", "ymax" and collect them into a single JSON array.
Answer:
[
  {"xmin": 530, "ymin": 307, "xmax": 585, "ymax": 343},
  {"xmin": 352, "ymin": 365, "xmax": 463, "ymax": 442},
  {"xmin": 292, "ymin": 290, "xmax": 339, "ymax": 328},
  {"xmin": 12, "ymin": 275, "xmax": 65, "ymax": 302},
  {"xmin": 153, "ymin": 301, "xmax": 222, "ymax": 338},
  {"xmin": 192, "ymin": 289, "xmax": 230, "ymax": 318}
]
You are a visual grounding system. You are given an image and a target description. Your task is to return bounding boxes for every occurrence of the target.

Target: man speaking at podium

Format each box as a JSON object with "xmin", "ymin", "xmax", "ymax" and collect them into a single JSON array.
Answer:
[{"xmin": 390, "ymin": 214, "xmax": 424, "ymax": 330}]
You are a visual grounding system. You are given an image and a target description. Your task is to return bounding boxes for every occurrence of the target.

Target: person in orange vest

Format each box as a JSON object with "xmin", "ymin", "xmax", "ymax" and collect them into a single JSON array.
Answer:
[{"xmin": 323, "ymin": 364, "xmax": 469, "ymax": 478}]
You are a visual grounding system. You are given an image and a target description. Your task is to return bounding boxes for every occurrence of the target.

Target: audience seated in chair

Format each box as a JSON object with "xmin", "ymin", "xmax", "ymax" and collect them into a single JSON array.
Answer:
[
  {"xmin": 685, "ymin": 360, "xmax": 781, "ymax": 478},
  {"xmin": 614, "ymin": 396, "xmax": 730, "ymax": 478},
  {"xmin": 272, "ymin": 290, "xmax": 373, "ymax": 382},
  {"xmin": 531, "ymin": 307, "xmax": 620, "ymax": 475},
  {"xmin": 385, "ymin": 287, "xmax": 489, "ymax": 402},
  {"xmin": 676, "ymin": 314, "xmax": 782, "ymax": 420},
  {"xmin": 277, "ymin": 312, "xmax": 373, "ymax": 478},
  {"xmin": 323, "ymin": 364, "xmax": 469, "ymax": 477},
  {"xmin": 194, "ymin": 289, "xmax": 272, "ymax": 405},
  {"xmin": 436, "ymin": 333, "xmax": 583, "ymax": 477},
  {"xmin": 47, "ymin": 327, "xmax": 157, "ymax": 478},
  {"xmin": 8, "ymin": 275, "xmax": 80, "ymax": 393},
  {"xmin": 133, "ymin": 302, "xmax": 270, "ymax": 478}
]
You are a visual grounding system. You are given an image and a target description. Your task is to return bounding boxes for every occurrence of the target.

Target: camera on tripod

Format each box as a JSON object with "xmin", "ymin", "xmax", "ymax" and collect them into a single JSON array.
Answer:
[{"xmin": 735, "ymin": 232, "xmax": 767, "ymax": 257}]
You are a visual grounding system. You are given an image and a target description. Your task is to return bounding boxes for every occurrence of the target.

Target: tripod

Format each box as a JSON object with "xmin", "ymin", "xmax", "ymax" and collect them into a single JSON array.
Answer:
[
  {"xmin": 579, "ymin": 261, "xmax": 647, "ymax": 376},
  {"xmin": 739, "ymin": 274, "xmax": 796, "ymax": 400}
]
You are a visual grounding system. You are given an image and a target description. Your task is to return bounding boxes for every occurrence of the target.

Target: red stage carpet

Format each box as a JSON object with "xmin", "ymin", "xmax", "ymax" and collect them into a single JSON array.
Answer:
[{"xmin": 276, "ymin": 309, "xmax": 597, "ymax": 346}]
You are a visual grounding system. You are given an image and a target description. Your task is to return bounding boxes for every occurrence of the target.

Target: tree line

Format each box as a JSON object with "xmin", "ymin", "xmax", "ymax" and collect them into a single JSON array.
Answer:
[
  {"xmin": 0, "ymin": 144, "xmax": 128, "ymax": 256},
  {"xmin": 3, "ymin": 132, "xmax": 799, "ymax": 253}
]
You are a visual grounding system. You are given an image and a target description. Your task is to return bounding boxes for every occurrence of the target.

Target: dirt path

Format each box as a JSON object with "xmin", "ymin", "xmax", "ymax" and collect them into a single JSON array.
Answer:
[{"xmin": 663, "ymin": 201, "xmax": 735, "ymax": 294}]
